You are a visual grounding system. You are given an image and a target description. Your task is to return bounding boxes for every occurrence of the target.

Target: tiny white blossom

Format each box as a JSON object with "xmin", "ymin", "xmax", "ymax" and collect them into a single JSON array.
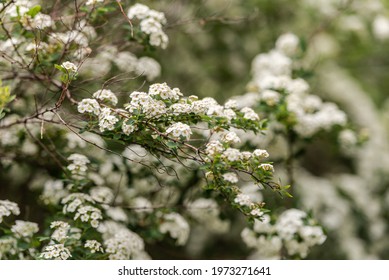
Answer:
[
  {"xmin": 166, "ymin": 122, "xmax": 192, "ymax": 140},
  {"xmin": 241, "ymin": 107, "xmax": 260, "ymax": 121},
  {"xmin": 92, "ymin": 89, "xmax": 118, "ymax": 106},
  {"xmin": 61, "ymin": 61, "xmax": 78, "ymax": 73},
  {"xmin": 221, "ymin": 132, "xmax": 241, "ymax": 144},
  {"xmin": 222, "ymin": 172, "xmax": 239, "ymax": 184},
  {"xmin": 234, "ymin": 194, "xmax": 252, "ymax": 207},
  {"xmin": 222, "ymin": 148, "xmax": 242, "ymax": 162},
  {"xmin": 253, "ymin": 149, "xmax": 270, "ymax": 158},
  {"xmin": 0, "ymin": 200, "xmax": 20, "ymax": 224},
  {"xmin": 84, "ymin": 240, "xmax": 104, "ymax": 253},
  {"xmin": 11, "ymin": 220, "xmax": 39, "ymax": 238},
  {"xmin": 78, "ymin": 98, "xmax": 100, "ymax": 115},
  {"xmin": 259, "ymin": 163, "xmax": 274, "ymax": 172}
]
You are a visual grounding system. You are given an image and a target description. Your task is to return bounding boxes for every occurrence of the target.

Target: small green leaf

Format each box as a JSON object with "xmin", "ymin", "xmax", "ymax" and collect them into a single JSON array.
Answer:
[{"xmin": 26, "ymin": 5, "xmax": 41, "ymax": 18}]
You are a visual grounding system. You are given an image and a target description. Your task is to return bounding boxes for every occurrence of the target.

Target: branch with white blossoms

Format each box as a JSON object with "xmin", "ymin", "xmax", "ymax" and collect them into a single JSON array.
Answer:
[
  {"xmin": 74, "ymin": 82, "xmax": 291, "ymax": 220},
  {"xmin": 241, "ymin": 209, "xmax": 326, "ymax": 259}
]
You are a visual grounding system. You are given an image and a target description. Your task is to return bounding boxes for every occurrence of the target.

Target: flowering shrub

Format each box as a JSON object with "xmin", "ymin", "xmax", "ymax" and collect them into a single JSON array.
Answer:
[{"xmin": 1, "ymin": 0, "xmax": 389, "ymax": 260}]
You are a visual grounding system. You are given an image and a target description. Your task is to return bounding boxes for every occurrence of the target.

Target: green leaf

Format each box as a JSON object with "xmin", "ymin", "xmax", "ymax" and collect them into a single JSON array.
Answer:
[{"xmin": 26, "ymin": 5, "xmax": 42, "ymax": 18}]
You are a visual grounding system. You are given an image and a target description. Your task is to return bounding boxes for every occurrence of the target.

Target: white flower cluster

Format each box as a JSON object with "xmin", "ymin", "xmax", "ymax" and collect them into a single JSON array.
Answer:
[
  {"xmin": 92, "ymin": 89, "xmax": 118, "ymax": 106},
  {"xmin": 40, "ymin": 180, "xmax": 68, "ymax": 205},
  {"xmin": 11, "ymin": 220, "xmax": 39, "ymax": 239},
  {"xmin": 74, "ymin": 205, "xmax": 102, "ymax": 228},
  {"xmin": 241, "ymin": 209, "xmax": 326, "ymax": 259},
  {"xmin": 61, "ymin": 193, "xmax": 101, "ymax": 227},
  {"xmin": 90, "ymin": 186, "xmax": 114, "ymax": 204},
  {"xmin": 186, "ymin": 198, "xmax": 230, "ymax": 234},
  {"xmin": 149, "ymin": 83, "xmax": 183, "ymax": 101},
  {"xmin": 223, "ymin": 172, "xmax": 239, "ymax": 184},
  {"xmin": 221, "ymin": 131, "xmax": 241, "ymax": 144},
  {"xmin": 77, "ymin": 98, "xmax": 100, "ymax": 115},
  {"xmin": 287, "ymin": 93, "xmax": 347, "ymax": 138},
  {"xmin": 166, "ymin": 122, "xmax": 192, "ymax": 140},
  {"xmin": 0, "ymin": 238, "xmax": 17, "ymax": 259},
  {"xmin": 127, "ymin": 4, "xmax": 169, "ymax": 49},
  {"xmin": 126, "ymin": 90, "xmax": 167, "ymax": 118},
  {"xmin": 104, "ymin": 228, "xmax": 146, "ymax": 260},
  {"xmin": 98, "ymin": 107, "xmax": 119, "ymax": 132},
  {"xmin": 159, "ymin": 213, "xmax": 190, "ymax": 246},
  {"xmin": 122, "ymin": 122, "xmax": 138, "ymax": 136},
  {"xmin": 234, "ymin": 194, "xmax": 252, "ymax": 207},
  {"xmin": 67, "ymin": 153, "xmax": 90, "ymax": 178},
  {"xmin": 50, "ymin": 221, "xmax": 70, "ymax": 243},
  {"xmin": 61, "ymin": 61, "xmax": 78, "ymax": 73},
  {"xmin": 1, "ymin": 1, "xmax": 53, "ymax": 30},
  {"xmin": 0, "ymin": 200, "xmax": 20, "ymax": 224},
  {"xmin": 247, "ymin": 33, "xmax": 348, "ymax": 138},
  {"xmin": 84, "ymin": 240, "xmax": 104, "ymax": 253},
  {"xmin": 40, "ymin": 244, "xmax": 72, "ymax": 260},
  {"xmin": 83, "ymin": 47, "xmax": 161, "ymax": 81}
]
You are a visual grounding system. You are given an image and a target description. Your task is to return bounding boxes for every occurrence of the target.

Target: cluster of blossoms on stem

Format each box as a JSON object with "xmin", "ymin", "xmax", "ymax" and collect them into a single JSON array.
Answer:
[
  {"xmin": 241, "ymin": 209, "xmax": 326, "ymax": 259},
  {"xmin": 0, "ymin": 200, "xmax": 20, "ymax": 224},
  {"xmin": 84, "ymin": 240, "xmax": 104, "ymax": 254},
  {"xmin": 127, "ymin": 3, "xmax": 169, "ymax": 49},
  {"xmin": 67, "ymin": 153, "xmax": 90, "ymax": 178},
  {"xmin": 11, "ymin": 220, "xmax": 39, "ymax": 239},
  {"xmin": 240, "ymin": 32, "xmax": 349, "ymax": 139},
  {"xmin": 40, "ymin": 244, "xmax": 72, "ymax": 260},
  {"xmin": 103, "ymin": 227, "xmax": 147, "ymax": 260},
  {"xmin": 61, "ymin": 193, "xmax": 102, "ymax": 228},
  {"xmin": 50, "ymin": 221, "xmax": 70, "ymax": 243}
]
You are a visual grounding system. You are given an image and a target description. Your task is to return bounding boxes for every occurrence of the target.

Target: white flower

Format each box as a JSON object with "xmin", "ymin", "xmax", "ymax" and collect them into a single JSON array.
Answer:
[
  {"xmin": 61, "ymin": 61, "xmax": 78, "ymax": 73},
  {"xmin": 40, "ymin": 180, "xmax": 68, "ymax": 205},
  {"xmin": 78, "ymin": 98, "xmax": 100, "ymax": 115},
  {"xmin": 222, "ymin": 148, "xmax": 242, "ymax": 162},
  {"xmin": 90, "ymin": 186, "xmax": 114, "ymax": 204},
  {"xmin": 74, "ymin": 205, "xmax": 102, "ymax": 228},
  {"xmin": 224, "ymin": 99, "xmax": 238, "ymax": 109},
  {"xmin": 149, "ymin": 31, "xmax": 169, "ymax": 49},
  {"xmin": 127, "ymin": 3, "xmax": 151, "ymax": 20},
  {"xmin": 67, "ymin": 154, "xmax": 90, "ymax": 177},
  {"xmin": 339, "ymin": 129, "xmax": 357, "ymax": 147},
  {"xmin": 275, "ymin": 33, "xmax": 300, "ymax": 57},
  {"xmin": 221, "ymin": 132, "xmax": 241, "ymax": 144},
  {"xmin": 205, "ymin": 140, "xmax": 224, "ymax": 158},
  {"xmin": 149, "ymin": 83, "xmax": 182, "ymax": 101},
  {"xmin": 122, "ymin": 122, "xmax": 137, "ymax": 135},
  {"xmin": 373, "ymin": 15, "xmax": 389, "ymax": 40},
  {"xmin": 104, "ymin": 228, "xmax": 146, "ymax": 260},
  {"xmin": 50, "ymin": 221, "xmax": 70, "ymax": 243},
  {"xmin": 259, "ymin": 163, "xmax": 274, "ymax": 172},
  {"xmin": 261, "ymin": 90, "xmax": 281, "ymax": 106},
  {"xmin": 159, "ymin": 213, "xmax": 190, "ymax": 246},
  {"xmin": 92, "ymin": 89, "xmax": 118, "ymax": 106},
  {"xmin": 98, "ymin": 108, "xmax": 119, "ymax": 132},
  {"xmin": 11, "ymin": 220, "xmax": 39, "ymax": 238},
  {"xmin": 234, "ymin": 194, "xmax": 252, "ymax": 207},
  {"xmin": 0, "ymin": 200, "xmax": 20, "ymax": 224},
  {"xmin": 135, "ymin": 57, "xmax": 161, "ymax": 81},
  {"xmin": 253, "ymin": 149, "xmax": 269, "ymax": 159},
  {"xmin": 222, "ymin": 172, "xmax": 239, "ymax": 183},
  {"xmin": 250, "ymin": 208, "xmax": 264, "ymax": 217},
  {"xmin": 40, "ymin": 244, "xmax": 71, "ymax": 260},
  {"xmin": 166, "ymin": 122, "xmax": 192, "ymax": 140},
  {"xmin": 241, "ymin": 107, "xmax": 260, "ymax": 121},
  {"xmin": 84, "ymin": 240, "xmax": 104, "ymax": 253}
]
